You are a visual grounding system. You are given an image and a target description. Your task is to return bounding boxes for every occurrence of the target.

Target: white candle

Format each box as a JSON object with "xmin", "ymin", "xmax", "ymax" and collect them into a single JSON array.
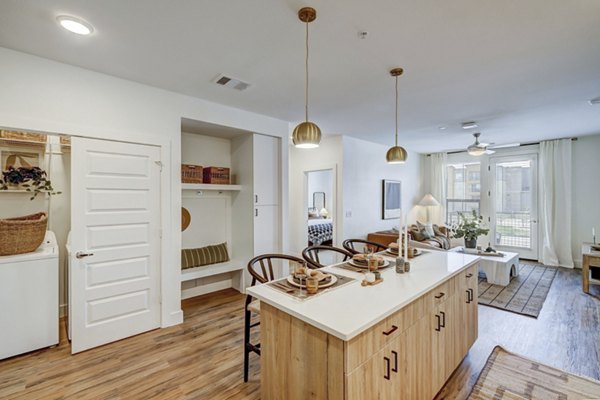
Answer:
[
  {"xmin": 404, "ymin": 214, "xmax": 408, "ymax": 259},
  {"xmin": 365, "ymin": 272, "xmax": 376, "ymax": 283},
  {"xmin": 593, "ymin": 228, "xmax": 596, "ymax": 237}
]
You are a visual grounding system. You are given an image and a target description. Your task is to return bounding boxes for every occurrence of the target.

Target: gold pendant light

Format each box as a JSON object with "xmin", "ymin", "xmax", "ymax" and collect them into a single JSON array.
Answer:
[
  {"xmin": 386, "ymin": 68, "xmax": 408, "ymax": 164},
  {"xmin": 292, "ymin": 7, "xmax": 321, "ymax": 149}
]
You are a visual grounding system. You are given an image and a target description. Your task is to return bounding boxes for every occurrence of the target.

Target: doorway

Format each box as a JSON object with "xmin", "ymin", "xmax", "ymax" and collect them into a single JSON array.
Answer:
[
  {"xmin": 489, "ymin": 153, "xmax": 539, "ymax": 260},
  {"xmin": 304, "ymin": 168, "xmax": 338, "ymax": 263}
]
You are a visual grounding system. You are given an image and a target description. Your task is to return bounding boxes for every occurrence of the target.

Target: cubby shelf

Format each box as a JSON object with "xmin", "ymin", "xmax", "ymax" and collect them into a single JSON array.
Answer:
[{"xmin": 181, "ymin": 183, "xmax": 241, "ymax": 191}]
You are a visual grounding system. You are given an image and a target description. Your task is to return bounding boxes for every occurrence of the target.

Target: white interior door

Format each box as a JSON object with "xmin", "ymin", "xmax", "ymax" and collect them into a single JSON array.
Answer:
[
  {"xmin": 70, "ymin": 137, "xmax": 161, "ymax": 353},
  {"xmin": 490, "ymin": 153, "xmax": 539, "ymax": 260}
]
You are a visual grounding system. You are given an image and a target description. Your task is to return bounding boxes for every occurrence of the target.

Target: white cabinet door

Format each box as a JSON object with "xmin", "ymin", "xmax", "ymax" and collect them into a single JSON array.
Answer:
[
  {"xmin": 253, "ymin": 134, "xmax": 280, "ymax": 206},
  {"xmin": 254, "ymin": 205, "xmax": 280, "ymax": 255},
  {"xmin": 70, "ymin": 137, "xmax": 161, "ymax": 353}
]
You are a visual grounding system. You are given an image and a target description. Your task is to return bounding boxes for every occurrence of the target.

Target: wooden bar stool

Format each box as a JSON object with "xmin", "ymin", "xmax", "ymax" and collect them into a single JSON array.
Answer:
[
  {"xmin": 243, "ymin": 253, "xmax": 305, "ymax": 382},
  {"xmin": 302, "ymin": 245, "xmax": 352, "ymax": 269},
  {"xmin": 342, "ymin": 238, "xmax": 388, "ymax": 255}
]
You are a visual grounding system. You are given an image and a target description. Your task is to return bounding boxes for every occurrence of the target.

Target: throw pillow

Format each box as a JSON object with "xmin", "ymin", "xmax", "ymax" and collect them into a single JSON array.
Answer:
[
  {"xmin": 181, "ymin": 243, "xmax": 230, "ymax": 270},
  {"xmin": 433, "ymin": 224, "xmax": 445, "ymax": 237},
  {"xmin": 417, "ymin": 221, "xmax": 434, "ymax": 239}
]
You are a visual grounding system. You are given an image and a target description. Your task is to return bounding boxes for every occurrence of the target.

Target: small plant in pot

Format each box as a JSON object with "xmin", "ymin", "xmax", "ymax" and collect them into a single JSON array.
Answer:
[
  {"xmin": 0, "ymin": 166, "xmax": 61, "ymax": 200},
  {"xmin": 451, "ymin": 210, "xmax": 489, "ymax": 249}
]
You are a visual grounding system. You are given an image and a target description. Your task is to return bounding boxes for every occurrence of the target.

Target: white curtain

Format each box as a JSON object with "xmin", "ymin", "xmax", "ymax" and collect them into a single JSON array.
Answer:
[
  {"xmin": 539, "ymin": 139, "xmax": 573, "ymax": 267},
  {"xmin": 429, "ymin": 153, "xmax": 447, "ymax": 225}
]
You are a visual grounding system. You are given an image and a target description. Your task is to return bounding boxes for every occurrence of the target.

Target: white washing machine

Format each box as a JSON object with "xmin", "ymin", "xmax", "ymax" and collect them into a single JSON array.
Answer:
[{"xmin": 0, "ymin": 231, "xmax": 59, "ymax": 360}]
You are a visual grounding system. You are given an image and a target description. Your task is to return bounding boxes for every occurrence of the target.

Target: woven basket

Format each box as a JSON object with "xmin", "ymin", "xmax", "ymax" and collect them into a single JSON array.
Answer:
[{"xmin": 0, "ymin": 212, "xmax": 48, "ymax": 256}]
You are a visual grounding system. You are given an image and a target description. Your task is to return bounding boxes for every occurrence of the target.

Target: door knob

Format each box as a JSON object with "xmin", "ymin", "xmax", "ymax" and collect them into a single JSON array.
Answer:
[{"xmin": 76, "ymin": 251, "xmax": 94, "ymax": 259}]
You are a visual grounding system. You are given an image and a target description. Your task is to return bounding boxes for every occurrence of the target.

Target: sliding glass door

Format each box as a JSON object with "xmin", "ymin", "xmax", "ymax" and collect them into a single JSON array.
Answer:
[{"xmin": 490, "ymin": 154, "xmax": 538, "ymax": 259}]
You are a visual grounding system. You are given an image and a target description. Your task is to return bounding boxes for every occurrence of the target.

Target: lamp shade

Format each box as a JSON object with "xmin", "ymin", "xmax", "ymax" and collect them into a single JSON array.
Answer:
[
  {"xmin": 419, "ymin": 194, "xmax": 440, "ymax": 207},
  {"xmin": 292, "ymin": 121, "xmax": 321, "ymax": 148}
]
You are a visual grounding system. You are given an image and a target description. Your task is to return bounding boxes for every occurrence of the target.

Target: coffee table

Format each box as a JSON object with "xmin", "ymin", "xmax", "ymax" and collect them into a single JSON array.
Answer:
[{"xmin": 451, "ymin": 247, "xmax": 520, "ymax": 286}]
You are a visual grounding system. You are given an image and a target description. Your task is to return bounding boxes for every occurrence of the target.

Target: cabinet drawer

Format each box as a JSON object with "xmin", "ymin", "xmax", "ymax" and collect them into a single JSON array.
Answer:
[
  {"xmin": 345, "ymin": 297, "xmax": 424, "ymax": 373},
  {"xmin": 456, "ymin": 264, "xmax": 478, "ymax": 291},
  {"xmin": 424, "ymin": 277, "xmax": 456, "ymax": 310}
]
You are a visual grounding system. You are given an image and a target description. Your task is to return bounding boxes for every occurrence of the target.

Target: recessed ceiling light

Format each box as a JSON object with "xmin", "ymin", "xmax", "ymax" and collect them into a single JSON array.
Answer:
[
  {"xmin": 57, "ymin": 15, "xmax": 93, "ymax": 35},
  {"xmin": 438, "ymin": 125, "xmax": 447, "ymax": 130}
]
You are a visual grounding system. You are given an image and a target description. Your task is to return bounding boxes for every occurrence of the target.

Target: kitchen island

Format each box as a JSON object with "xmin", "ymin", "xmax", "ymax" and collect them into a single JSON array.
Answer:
[{"xmin": 247, "ymin": 250, "xmax": 480, "ymax": 400}]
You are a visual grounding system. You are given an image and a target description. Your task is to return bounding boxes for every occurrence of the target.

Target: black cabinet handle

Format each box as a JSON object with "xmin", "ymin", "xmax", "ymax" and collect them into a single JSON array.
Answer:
[
  {"xmin": 391, "ymin": 350, "xmax": 398, "ymax": 373},
  {"xmin": 255, "ymin": 194, "xmax": 258, "ymax": 203},
  {"xmin": 466, "ymin": 273, "xmax": 473, "ymax": 278},
  {"xmin": 384, "ymin": 356, "xmax": 390, "ymax": 380},
  {"xmin": 440, "ymin": 311, "xmax": 446, "ymax": 328},
  {"xmin": 255, "ymin": 209, "xmax": 258, "ymax": 217},
  {"xmin": 435, "ymin": 314, "xmax": 441, "ymax": 331},
  {"xmin": 383, "ymin": 325, "xmax": 398, "ymax": 336},
  {"xmin": 434, "ymin": 292, "xmax": 445, "ymax": 299},
  {"xmin": 469, "ymin": 288, "xmax": 474, "ymax": 302},
  {"xmin": 466, "ymin": 289, "xmax": 471, "ymax": 304}
]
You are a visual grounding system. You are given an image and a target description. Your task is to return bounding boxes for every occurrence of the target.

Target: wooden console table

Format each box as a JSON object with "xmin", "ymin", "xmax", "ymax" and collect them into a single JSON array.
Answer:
[{"xmin": 582, "ymin": 243, "xmax": 600, "ymax": 294}]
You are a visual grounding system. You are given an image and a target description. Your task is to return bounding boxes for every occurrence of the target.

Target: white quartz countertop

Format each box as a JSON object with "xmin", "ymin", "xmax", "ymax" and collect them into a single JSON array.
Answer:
[{"xmin": 246, "ymin": 250, "xmax": 480, "ymax": 341}]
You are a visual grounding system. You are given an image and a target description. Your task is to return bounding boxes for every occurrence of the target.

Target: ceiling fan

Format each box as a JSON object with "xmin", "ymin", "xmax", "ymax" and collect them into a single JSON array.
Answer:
[{"xmin": 467, "ymin": 132, "xmax": 495, "ymax": 156}]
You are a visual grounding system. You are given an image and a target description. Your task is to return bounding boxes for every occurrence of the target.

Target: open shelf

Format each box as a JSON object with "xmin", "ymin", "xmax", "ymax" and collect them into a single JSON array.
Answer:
[{"xmin": 181, "ymin": 183, "xmax": 241, "ymax": 191}]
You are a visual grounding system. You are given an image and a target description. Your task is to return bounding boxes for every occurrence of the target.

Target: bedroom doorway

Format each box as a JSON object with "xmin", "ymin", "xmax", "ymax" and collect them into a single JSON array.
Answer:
[{"xmin": 305, "ymin": 167, "xmax": 338, "ymax": 263}]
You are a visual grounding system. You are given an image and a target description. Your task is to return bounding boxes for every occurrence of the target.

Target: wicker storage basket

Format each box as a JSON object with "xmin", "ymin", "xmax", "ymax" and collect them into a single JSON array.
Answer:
[{"xmin": 0, "ymin": 212, "xmax": 48, "ymax": 256}]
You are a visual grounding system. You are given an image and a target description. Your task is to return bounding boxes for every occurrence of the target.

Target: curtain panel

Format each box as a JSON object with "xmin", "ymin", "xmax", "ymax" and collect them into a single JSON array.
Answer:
[{"xmin": 539, "ymin": 139, "xmax": 573, "ymax": 267}]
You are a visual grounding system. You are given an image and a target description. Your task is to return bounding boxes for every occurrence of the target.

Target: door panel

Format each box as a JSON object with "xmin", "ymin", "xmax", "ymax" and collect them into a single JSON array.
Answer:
[
  {"xmin": 490, "ymin": 154, "xmax": 538, "ymax": 259},
  {"xmin": 71, "ymin": 137, "xmax": 161, "ymax": 353}
]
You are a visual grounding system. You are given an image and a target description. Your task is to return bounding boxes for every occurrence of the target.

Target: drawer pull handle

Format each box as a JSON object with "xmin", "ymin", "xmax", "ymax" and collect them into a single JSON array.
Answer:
[
  {"xmin": 434, "ymin": 292, "xmax": 445, "ymax": 299},
  {"xmin": 469, "ymin": 288, "xmax": 474, "ymax": 302},
  {"xmin": 435, "ymin": 314, "xmax": 441, "ymax": 332},
  {"xmin": 384, "ymin": 357, "xmax": 391, "ymax": 380},
  {"xmin": 382, "ymin": 325, "xmax": 398, "ymax": 336},
  {"xmin": 466, "ymin": 273, "xmax": 473, "ymax": 278},
  {"xmin": 466, "ymin": 289, "xmax": 471, "ymax": 304},
  {"xmin": 391, "ymin": 350, "xmax": 398, "ymax": 373},
  {"xmin": 440, "ymin": 311, "xmax": 446, "ymax": 328}
]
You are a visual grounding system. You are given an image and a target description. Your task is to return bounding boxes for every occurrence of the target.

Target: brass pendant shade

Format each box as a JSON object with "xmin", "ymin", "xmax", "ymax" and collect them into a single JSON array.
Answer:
[
  {"xmin": 386, "ymin": 146, "xmax": 408, "ymax": 164},
  {"xmin": 292, "ymin": 7, "xmax": 321, "ymax": 149},
  {"xmin": 386, "ymin": 68, "xmax": 407, "ymax": 164},
  {"xmin": 292, "ymin": 121, "xmax": 321, "ymax": 149}
]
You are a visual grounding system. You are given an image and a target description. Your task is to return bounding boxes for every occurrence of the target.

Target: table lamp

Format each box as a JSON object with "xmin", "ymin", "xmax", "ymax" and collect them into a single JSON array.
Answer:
[{"xmin": 419, "ymin": 194, "xmax": 440, "ymax": 223}]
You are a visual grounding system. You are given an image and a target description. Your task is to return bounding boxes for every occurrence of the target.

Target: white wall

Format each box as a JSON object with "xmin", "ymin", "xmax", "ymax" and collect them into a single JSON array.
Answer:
[
  {"xmin": 0, "ymin": 47, "xmax": 290, "ymax": 327},
  {"xmin": 342, "ymin": 136, "xmax": 423, "ymax": 240},
  {"xmin": 572, "ymin": 134, "xmax": 600, "ymax": 266},
  {"xmin": 289, "ymin": 136, "xmax": 343, "ymax": 254},
  {"xmin": 307, "ymin": 169, "xmax": 333, "ymax": 213}
]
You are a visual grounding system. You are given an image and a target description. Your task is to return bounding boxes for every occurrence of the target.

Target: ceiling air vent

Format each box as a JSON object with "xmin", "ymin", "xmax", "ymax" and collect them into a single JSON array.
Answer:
[{"xmin": 214, "ymin": 74, "xmax": 250, "ymax": 91}]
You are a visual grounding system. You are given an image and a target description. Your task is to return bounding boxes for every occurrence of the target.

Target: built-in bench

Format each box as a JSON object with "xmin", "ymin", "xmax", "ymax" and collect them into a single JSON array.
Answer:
[{"xmin": 180, "ymin": 259, "xmax": 246, "ymax": 299}]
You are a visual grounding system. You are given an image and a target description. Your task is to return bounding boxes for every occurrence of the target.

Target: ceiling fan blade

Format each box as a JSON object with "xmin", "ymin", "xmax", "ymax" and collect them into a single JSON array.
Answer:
[{"xmin": 485, "ymin": 149, "xmax": 496, "ymax": 155}]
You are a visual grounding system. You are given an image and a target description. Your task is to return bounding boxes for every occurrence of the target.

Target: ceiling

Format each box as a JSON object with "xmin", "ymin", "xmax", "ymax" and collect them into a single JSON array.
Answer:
[{"xmin": 0, "ymin": 0, "xmax": 599, "ymax": 153}]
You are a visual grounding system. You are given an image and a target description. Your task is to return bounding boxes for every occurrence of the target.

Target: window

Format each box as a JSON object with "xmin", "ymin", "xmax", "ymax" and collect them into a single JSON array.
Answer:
[
  {"xmin": 468, "ymin": 171, "xmax": 480, "ymax": 181},
  {"xmin": 446, "ymin": 161, "xmax": 481, "ymax": 225}
]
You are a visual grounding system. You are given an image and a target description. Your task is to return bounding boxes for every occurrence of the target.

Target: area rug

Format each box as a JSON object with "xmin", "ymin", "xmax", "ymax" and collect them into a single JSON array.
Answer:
[
  {"xmin": 478, "ymin": 263, "xmax": 557, "ymax": 318},
  {"xmin": 468, "ymin": 346, "xmax": 600, "ymax": 399}
]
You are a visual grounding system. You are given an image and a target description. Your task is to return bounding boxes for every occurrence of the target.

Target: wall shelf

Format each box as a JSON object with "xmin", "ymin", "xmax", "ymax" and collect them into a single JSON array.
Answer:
[{"xmin": 181, "ymin": 183, "xmax": 241, "ymax": 191}]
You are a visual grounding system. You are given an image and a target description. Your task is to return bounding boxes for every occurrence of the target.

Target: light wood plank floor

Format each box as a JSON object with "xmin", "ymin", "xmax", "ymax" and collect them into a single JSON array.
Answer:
[{"xmin": 1, "ymin": 267, "xmax": 598, "ymax": 400}]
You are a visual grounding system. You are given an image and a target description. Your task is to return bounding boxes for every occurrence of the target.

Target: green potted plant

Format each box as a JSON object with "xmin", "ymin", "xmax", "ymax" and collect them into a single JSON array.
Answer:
[
  {"xmin": 0, "ymin": 166, "xmax": 61, "ymax": 200},
  {"xmin": 451, "ymin": 210, "xmax": 489, "ymax": 249}
]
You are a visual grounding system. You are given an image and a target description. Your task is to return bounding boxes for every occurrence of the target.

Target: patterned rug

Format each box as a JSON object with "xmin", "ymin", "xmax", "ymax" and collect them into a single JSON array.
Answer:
[
  {"xmin": 478, "ymin": 263, "xmax": 557, "ymax": 318},
  {"xmin": 468, "ymin": 346, "xmax": 600, "ymax": 399}
]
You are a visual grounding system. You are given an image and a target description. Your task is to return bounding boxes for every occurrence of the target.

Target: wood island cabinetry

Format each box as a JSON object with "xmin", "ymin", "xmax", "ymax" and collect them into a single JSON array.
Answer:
[{"xmin": 260, "ymin": 262, "xmax": 479, "ymax": 400}]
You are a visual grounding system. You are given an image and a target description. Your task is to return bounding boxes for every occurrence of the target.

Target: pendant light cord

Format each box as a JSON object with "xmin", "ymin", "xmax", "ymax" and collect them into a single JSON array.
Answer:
[
  {"xmin": 305, "ymin": 21, "xmax": 309, "ymax": 122},
  {"xmin": 395, "ymin": 75, "xmax": 399, "ymax": 147}
]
